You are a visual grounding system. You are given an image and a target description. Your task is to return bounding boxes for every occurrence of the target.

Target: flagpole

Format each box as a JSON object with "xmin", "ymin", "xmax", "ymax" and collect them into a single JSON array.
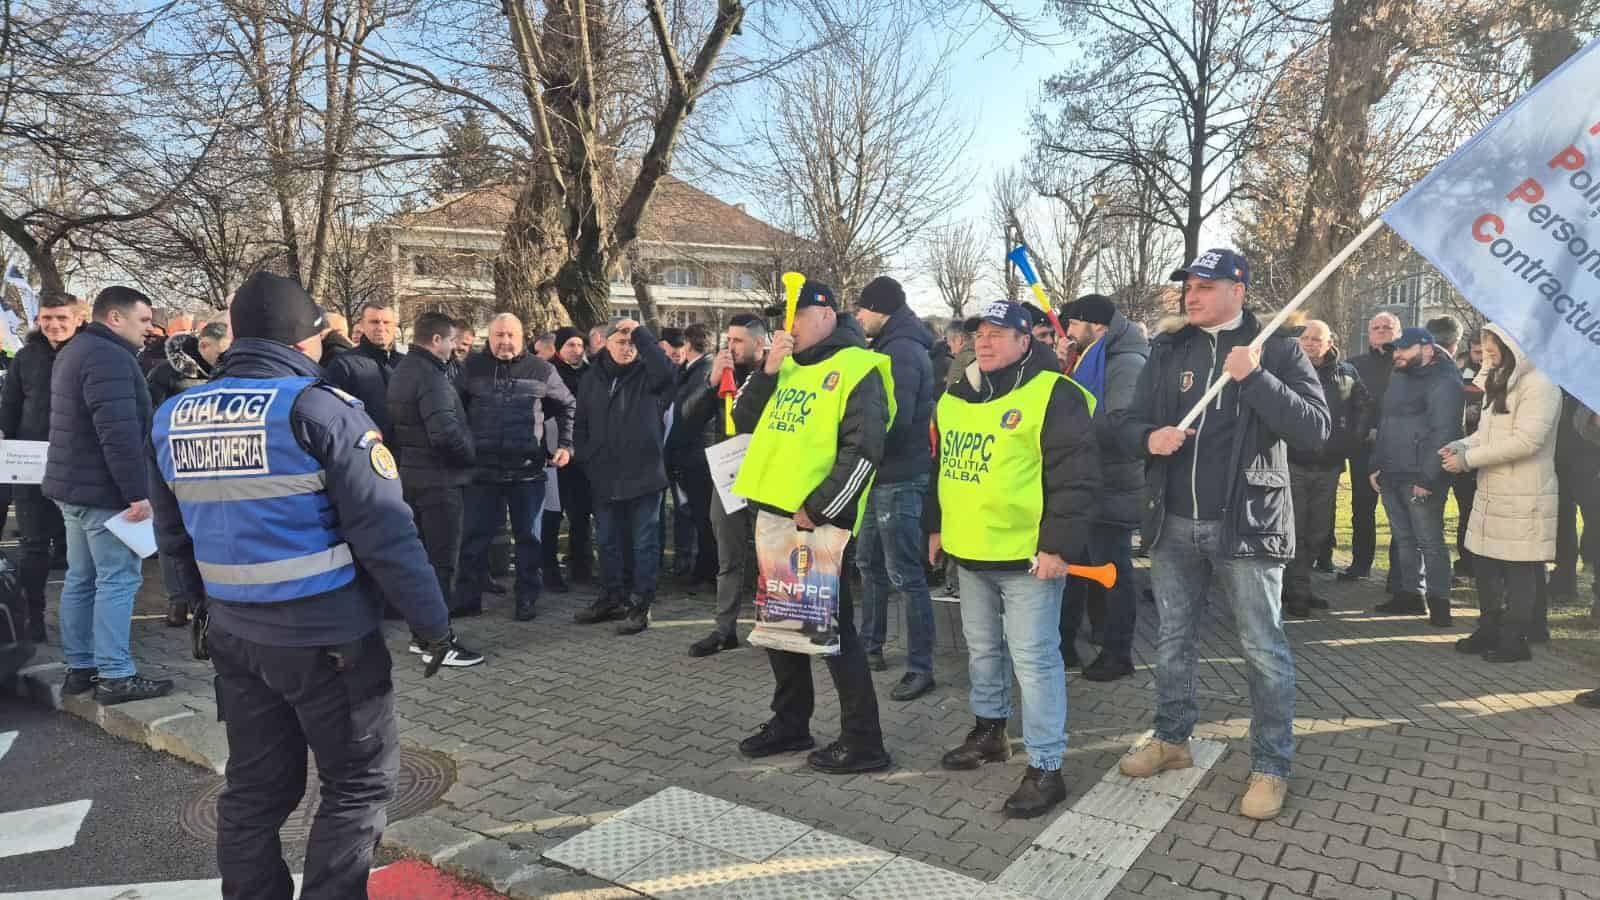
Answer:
[{"xmin": 1176, "ymin": 217, "xmax": 1388, "ymax": 431}]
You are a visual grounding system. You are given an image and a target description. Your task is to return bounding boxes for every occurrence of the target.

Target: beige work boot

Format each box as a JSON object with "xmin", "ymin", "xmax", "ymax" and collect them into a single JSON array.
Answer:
[
  {"xmin": 1240, "ymin": 773, "xmax": 1288, "ymax": 820},
  {"xmin": 1119, "ymin": 739, "xmax": 1194, "ymax": 778}
]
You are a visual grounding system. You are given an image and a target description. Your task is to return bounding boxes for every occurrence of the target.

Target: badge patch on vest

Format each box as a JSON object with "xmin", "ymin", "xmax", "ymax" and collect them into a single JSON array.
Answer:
[
  {"xmin": 1000, "ymin": 409, "xmax": 1022, "ymax": 430},
  {"xmin": 370, "ymin": 443, "xmax": 398, "ymax": 480},
  {"xmin": 1180, "ymin": 370, "xmax": 1195, "ymax": 392},
  {"xmin": 356, "ymin": 429, "xmax": 382, "ymax": 450},
  {"xmin": 821, "ymin": 371, "xmax": 841, "ymax": 391},
  {"xmin": 167, "ymin": 388, "xmax": 276, "ymax": 478}
]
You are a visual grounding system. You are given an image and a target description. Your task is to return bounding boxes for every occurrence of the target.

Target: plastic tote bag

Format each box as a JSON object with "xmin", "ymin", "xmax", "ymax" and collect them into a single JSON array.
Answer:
[{"xmin": 748, "ymin": 510, "xmax": 851, "ymax": 656}]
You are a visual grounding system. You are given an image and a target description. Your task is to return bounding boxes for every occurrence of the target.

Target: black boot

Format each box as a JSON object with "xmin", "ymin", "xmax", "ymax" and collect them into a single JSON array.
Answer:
[
  {"xmin": 1003, "ymin": 766, "xmax": 1067, "ymax": 819},
  {"xmin": 1455, "ymin": 622, "xmax": 1497, "ymax": 654},
  {"xmin": 62, "ymin": 667, "xmax": 98, "ymax": 696},
  {"xmin": 1082, "ymin": 649, "xmax": 1135, "ymax": 682},
  {"xmin": 738, "ymin": 721, "xmax": 815, "ymax": 758},
  {"xmin": 616, "ymin": 594, "xmax": 652, "ymax": 635},
  {"xmin": 1426, "ymin": 595, "xmax": 1453, "ymax": 628},
  {"xmin": 514, "ymin": 596, "xmax": 538, "ymax": 621},
  {"xmin": 807, "ymin": 740, "xmax": 891, "ymax": 774},
  {"xmin": 940, "ymin": 717, "xmax": 1011, "ymax": 770},
  {"xmin": 574, "ymin": 591, "xmax": 628, "ymax": 624},
  {"xmin": 94, "ymin": 673, "xmax": 174, "ymax": 706},
  {"xmin": 1483, "ymin": 630, "xmax": 1532, "ymax": 663},
  {"xmin": 165, "ymin": 603, "xmax": 188, "ymax": 628},
  {"xmin": 1283, "ymin": 597, "xmax": 1313, "ymax": 620},
  {"xmin": 25, "ymin": 594, "xmax": 46, "ymax": 644},
  {"xmin": 1375, "ymin": 591, "xmax": 1425, "ymax": 614}
]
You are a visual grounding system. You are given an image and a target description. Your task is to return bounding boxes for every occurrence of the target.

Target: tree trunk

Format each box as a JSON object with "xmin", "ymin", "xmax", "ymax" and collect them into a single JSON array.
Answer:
[
  {"xmin": 1289, "ymin": 0, "xmax": 1411, "ymax": 316},
  {"xmin": 494, "ymin": 173, "xmax": 569, "ymax": 332}
]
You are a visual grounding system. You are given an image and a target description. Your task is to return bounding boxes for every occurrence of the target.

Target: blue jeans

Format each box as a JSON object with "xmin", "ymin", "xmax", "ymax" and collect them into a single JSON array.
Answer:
[
  {"xmin": 1150, "ymin": 515, "xmax": 1295, "ymax": 777},
  {"xmin": 56, "ymin": 502, "xmax": 144, "ymax": 678},
  {"xmin": 1062, "ymin": 524, "xmax": 1137, "ymax": 655},
  {"xmin": 596, "ymin": 492, "xmax": 661, "ymax": 596},
  {"xmin": 1380, "ymin": 477, "xmax": 1450, "ymax": 600},
  {"xmin": 856, "ymin": 475, "xmax": 935, "ymax": 674},
  {"xmin": 957, "ymin": 566, "xmax": 1067, "ymax": 770},
  {"xmin": 458, "ymin": 481, "xmax": 545, "ymax": 611}
]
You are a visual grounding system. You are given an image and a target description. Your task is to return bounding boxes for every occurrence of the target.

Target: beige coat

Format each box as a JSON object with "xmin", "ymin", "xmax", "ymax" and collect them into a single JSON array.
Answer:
[{"xmin": 1459, "ymin": 325, "xmax": 1562, "ymax": 562}]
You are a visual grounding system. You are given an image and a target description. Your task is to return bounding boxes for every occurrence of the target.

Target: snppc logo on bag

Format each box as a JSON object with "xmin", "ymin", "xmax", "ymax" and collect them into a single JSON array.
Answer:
[{"xmin": 790, "ymin": 545, "xmax": 813, "ymax": 578}]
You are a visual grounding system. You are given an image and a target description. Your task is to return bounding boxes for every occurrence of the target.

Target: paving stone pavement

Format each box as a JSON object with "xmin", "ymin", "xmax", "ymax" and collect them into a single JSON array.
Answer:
[{"xmin": 21, "ymin": 553, "xmax": 1600, "ymax": 898}]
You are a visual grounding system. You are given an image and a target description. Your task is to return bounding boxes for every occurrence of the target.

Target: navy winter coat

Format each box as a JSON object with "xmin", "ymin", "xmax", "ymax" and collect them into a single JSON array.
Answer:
[
  {"xmin": 575, "ymin": 325, "xmax": 677, "ymax": 503},
  {"xmin": 868, "ymin": 306, "xmax": 934, "ymax": 483},
  {"xmin": 323, "ymin": 338, "xmax": 402, "ymax": 440},
  {"xmin": 43, "ymin": 322, "xmax": 153, "ymax": 510},
  {"xmin": 458, "ymin": 349, "xmax": 575, "ymax": 483}
]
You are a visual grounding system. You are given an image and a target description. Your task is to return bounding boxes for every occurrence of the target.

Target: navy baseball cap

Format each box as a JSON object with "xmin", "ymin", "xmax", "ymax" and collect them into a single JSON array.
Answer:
[
  {"xmin": 975, "ymin": 300, "xmax": 1031, "ymax": 334},
  {"xmin": 795, "ymin": 281, "xmax": 837, "ymax": 312},
  {"xmin": 1171, "ymin": 248, "xmax": 1251, "ymax": 287},
  {"xmin": 1384, "ymin": 327, "xmax": 1435, "ymax": 352}
]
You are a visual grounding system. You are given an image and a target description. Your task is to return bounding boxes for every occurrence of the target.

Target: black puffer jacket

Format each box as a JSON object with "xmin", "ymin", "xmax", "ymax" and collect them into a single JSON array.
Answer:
[
  {"xmin": 665, "ymin": 352, "xmax": 714, "ymax": 472},
  {"xmin": 1085, "ymin": 312, "xmax": 1150, "ymax": 529},
  {"xmin": 147, "ymin": 334, "xmax": 214, "ymax": 407},
  {"xmin": 323, "ymin": 338, "xmax": 402, "ymax": 440},
  {"xmin": 386, "ymin": 346, "xmax": 476, "ymax": 488},
  {"xmin": 1119, "ymin": 310, "xmax": 1330, "ymax": 561},
  {"xmin": 458, "ymin": 349, "xmax": 576, "ymax": 483},
  {"xmin": 925, "ymin": 343, "xmax": 1100, "ymax": 568},
  {"xmin": 731, "ymin": 316, "xmax": 889, "ymax": 531},
  {"xmin": 575, "ymin": 325, "xmax": 677, "ymax": 503},
  {"xmin": 0, "ymin": 329, "xmax": 70, "ymax": 441},
  {"xmin": 43, "ymin": 322, "xmax": 153, "ymax": 509},
  {"xmin": 1289, "ymin": 346, "xmax": 1368, "ymax": 469},
  {"xmin": 680, "ymin": 361, "xmax": 760, "ymax": 449},
  {"xmin": 1349, "ymin": 345, "xmax": 1393, "ymax": 448},
  {"xmin": 869, "ymin": 306, "xmax": 935, "ymax": 483}
]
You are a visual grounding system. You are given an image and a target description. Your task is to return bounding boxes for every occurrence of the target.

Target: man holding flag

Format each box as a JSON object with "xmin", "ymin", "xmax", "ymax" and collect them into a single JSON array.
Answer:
[
  {"xmin": 1059, "ymin": 294, "xmax": 1148, "ymax": 681},
  {"xmin": 1117, "ymin": 249, "xmax": 1329, "ymax": 821}
]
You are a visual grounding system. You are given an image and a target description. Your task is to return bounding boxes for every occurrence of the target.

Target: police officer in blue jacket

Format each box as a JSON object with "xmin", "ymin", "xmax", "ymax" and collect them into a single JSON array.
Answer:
[{"xmin": 146, "ymin": 273, "xmax": 455, "ymax": 900}]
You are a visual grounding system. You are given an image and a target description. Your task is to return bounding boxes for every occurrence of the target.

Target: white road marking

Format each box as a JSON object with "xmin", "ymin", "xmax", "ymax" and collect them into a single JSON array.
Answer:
[
  {"xmin": 0, "ymin": 799, "xmax": 92, "ymax": 859},
  {"xmin": 0, "ymin": 876, "xmax": 304, "ymax": 899},
  {"xmin": 0, "ymin": 731, "xmax": 15, "ymax": 764}
]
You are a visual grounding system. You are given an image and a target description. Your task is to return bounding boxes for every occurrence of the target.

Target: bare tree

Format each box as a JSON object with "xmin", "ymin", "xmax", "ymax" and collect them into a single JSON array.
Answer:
[
  {"xmin": 1034, "ymin": 0, "xmax": 1306, "ymax": 262},
  {"xmin": 0, "ymin": 2, "xmax": 214, "ymax": 301},
  {"xmin": 989, "ymin": 165, "xmax": 1103, "ymax": 308},
  {"xmin": 748, "ymin": 9, "xmax": 972, "ymax": 300},
  {"xmin": 923, "ymin": 221, "xmax": 985, "ymax": 317}
]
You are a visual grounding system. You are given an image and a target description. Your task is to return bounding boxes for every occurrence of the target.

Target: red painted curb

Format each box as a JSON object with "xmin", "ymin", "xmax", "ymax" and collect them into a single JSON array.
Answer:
[{"xmin": 369, "ymin": 859, "xmax": 507, "ymax": 899}]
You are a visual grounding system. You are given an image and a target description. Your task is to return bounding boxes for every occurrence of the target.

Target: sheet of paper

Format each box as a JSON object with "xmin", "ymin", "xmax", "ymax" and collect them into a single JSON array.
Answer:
[
  {"xmin": 705, "ymin": 434, "xmax": 750, "ymax": 514},
  {"xmin": 0, "ymin": 440, "xmax": 49, "ymax": 484},
  {"xmin": 105, "ymin": 514, "xmax": 158, "ymax": 559}
]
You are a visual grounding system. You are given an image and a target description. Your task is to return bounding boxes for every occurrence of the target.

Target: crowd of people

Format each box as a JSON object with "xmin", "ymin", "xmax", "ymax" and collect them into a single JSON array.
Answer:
[{"xmin": 3, "ymin": 247, "xmax": 1600, "ymax": 896}]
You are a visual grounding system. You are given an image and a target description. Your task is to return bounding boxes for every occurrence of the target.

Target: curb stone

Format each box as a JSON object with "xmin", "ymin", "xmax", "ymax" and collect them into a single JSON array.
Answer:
[{"xmin": 12, "ymin": 646, "xmax": 632, "ymax": 897}]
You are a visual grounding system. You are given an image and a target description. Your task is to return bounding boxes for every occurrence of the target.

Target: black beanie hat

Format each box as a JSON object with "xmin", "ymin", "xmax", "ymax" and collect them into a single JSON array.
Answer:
[
  {"xmin": 858, "ymin": 276, "xmax": 906, "ymax": 315},
  {"xmin": 229, "ymin": 273, "xmax": 324, "ymax": 345},
  {"xmin": 1068, "ymin": 293, "xmax": 1116, "ymax": 326},
  {"xmin": 554, "ymin": 326, "xmax": 583, "ymax": 350}
]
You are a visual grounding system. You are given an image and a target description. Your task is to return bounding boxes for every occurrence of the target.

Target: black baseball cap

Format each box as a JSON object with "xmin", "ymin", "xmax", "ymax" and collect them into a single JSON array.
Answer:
[
  {"xmin": 1171, "ymin": 248, "xmax": 1251, "ymax": 287},
  {"xmin": 229, "ymin": 273, "xmax": 325, "ymax": 345}
]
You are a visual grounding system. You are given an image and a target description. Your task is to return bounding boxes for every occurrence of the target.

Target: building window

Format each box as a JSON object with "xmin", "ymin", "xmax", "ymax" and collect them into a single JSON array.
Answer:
[
  {"xmin": 662, "ymin": 267, "xmax": 699, "ymax": 287},
  {"xmin": 728, "ymin": 271, "xmax": 757, "ymax": 290},
  {"xmin": 412, "ymin": 254, "xmax": 437, "ymax": 276},
  {"xmin": 1387, "ymin": 275, "xmax": 1421, "ymax": 308}
]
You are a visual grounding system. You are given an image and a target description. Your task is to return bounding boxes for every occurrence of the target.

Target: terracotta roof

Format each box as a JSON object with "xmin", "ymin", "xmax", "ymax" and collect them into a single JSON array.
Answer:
[{"xmin": 398, "ymin": 176, "xmax": 791, "ymax": 248}]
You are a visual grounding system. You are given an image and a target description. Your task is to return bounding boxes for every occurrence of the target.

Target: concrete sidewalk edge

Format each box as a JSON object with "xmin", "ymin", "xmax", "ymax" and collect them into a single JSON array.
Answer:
[{"xmin": 8, "ymin": 646, "xmax": 635, "ymax": 899}]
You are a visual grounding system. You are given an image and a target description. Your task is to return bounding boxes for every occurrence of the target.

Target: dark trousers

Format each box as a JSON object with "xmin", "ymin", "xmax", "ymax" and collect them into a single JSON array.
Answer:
[
  {"xmin": 401, "ymin": 479, "xmax": 464, "ymax": 611},
  {"xmin": 208, "ymin": 627, "xmax": 398, "ymax": 900},
  {"xmin": 460, "ymin": 481, "xmax": 546, "ymax": 609},
  {"xmin": 1348, "ymin": 451, "xmax": 1379, "ymax": 573},
  {"xmin": 12, "ymin": 485, "xmax": 64, "ymax": 633},
  {"xmin": 709, "ymin": 488, "xmax": 755, "ymax": 636},
  {"xmin": 542, "ymin": 464, "xmax": 593, "ymax": 578},
  {"xmin": 1474, "ymin": 557, "xmax": 1543, "ymax": 638},
  {"xmin": 596, "ymin": 492, "xmax": 661, "ymax": 596},
  {"xmin": 677, "ymin": 465, "xmax": 718, "ymax": 579},
  {"xmin": 1454, "ymin": 474, "xmax": 1478, "ymax": 573},
  {"xmin": 766, "ymin": 552, "xmax": 884, "ymax": 752},
  {"xmin": 1062, "ymin": 524, "xmax": 1136, "ymax": 656},
  {"xmin": 1553, "ymin": 487, "xmax": 1595, "ymax": 592},
  {"xmin": 1286, "ymin": 464, "xmax": 1340, "ymax": 605}
]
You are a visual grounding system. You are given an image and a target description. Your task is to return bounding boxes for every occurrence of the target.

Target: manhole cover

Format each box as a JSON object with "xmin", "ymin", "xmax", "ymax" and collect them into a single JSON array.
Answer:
[{"xmin": 180, "ymin": 745, "xmax": 453, "ymax": 843}]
